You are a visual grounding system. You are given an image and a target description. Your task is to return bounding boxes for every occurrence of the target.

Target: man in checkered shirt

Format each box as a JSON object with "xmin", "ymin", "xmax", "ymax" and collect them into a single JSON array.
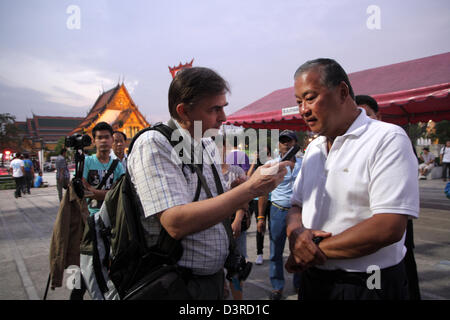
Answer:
[{"xmin": 128, "ymin": 67, "xmax": 290, "ymax": 300}]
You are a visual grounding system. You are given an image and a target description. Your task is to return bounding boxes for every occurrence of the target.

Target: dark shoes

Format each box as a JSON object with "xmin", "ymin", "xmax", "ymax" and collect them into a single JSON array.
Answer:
[{"xmin": 270, "ymin": 290, "xmax": 283, "ymax": 300}]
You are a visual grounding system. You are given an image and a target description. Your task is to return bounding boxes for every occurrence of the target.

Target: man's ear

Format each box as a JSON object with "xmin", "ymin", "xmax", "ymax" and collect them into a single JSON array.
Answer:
[
  {"xmin": 176, "ymin": 103, "xmax": 190, "ymax": 122},
  {"xmin": 339, "ymin": 81, "xmax": 350, "ymax": 102}
]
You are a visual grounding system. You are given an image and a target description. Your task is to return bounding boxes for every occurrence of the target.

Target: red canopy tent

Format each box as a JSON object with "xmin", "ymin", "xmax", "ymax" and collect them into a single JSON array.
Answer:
[{"xmin": 225, "ymin": 52, "xmax": 450, "ymax": 130}]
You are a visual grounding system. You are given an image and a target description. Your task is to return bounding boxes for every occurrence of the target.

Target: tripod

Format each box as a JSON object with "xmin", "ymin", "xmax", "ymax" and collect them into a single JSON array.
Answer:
[
  {"xmin": 72, "ymin": 148, "xmax": 86, "ymax": 199},
  {"xmin": 43, "ymin": 147, "xmax": 86, "ymax": 300}
]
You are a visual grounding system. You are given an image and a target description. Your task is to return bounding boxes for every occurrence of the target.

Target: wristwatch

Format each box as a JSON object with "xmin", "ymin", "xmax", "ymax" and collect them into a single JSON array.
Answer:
[{"xmin": 312, "ymin": 236, "xmax": 324, "ymax": 245}]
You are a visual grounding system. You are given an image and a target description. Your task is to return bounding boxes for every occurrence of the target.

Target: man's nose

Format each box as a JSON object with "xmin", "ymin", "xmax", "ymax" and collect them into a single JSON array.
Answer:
[
  {"xmin": 219, "ymin": 108, "xmax": 227, "ymax": 123},
  {"xmin": 299, "ymin": 103, "xmax": 311, "ymax": 118}
]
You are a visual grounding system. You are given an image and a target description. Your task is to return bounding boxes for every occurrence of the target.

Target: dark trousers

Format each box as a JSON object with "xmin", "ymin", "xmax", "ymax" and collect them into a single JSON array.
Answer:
[
  {"xmin": 186, "ymin": 270, "xmax": 224, "ymax": 300},
  {"xmin": 442, "ymin": 162, "xmax": 450, "ymax": 180},
  {"xmin": 250, "ymin": 200, "xmax": 271, "ymax": 255},
  {"xmin": 404, "ymin": 219, "xmax": 421, "ymax": 300},
  {"xmin": 14, "ymin": 177, "xmax": 24, "ymax": 198},
  {"xmin": 24, "ymin": 172, "xmax": 33, "ymax": 193},
  {"xmin": 70, "ymin": 276, "xmax": 87, "ymax": 300},
  {"xmin": 298, "ymin": 261, "xmax": 409, "ymax": 300}
]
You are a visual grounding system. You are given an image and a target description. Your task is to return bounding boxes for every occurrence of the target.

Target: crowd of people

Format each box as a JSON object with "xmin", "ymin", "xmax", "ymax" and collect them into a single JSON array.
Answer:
[
  {"xmin": 8, "ymin": 152, "xmax": 44, "ymax": 198},
  {"xmin": 14, "ymin": 58, "xmax": 450, "ymax": 301}
]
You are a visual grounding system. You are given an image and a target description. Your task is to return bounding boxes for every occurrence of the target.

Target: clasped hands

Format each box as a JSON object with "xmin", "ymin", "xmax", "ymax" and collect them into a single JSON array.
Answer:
[{"xmin": 285, "ymin": 227, "xmax": 332, "ymax": 273}]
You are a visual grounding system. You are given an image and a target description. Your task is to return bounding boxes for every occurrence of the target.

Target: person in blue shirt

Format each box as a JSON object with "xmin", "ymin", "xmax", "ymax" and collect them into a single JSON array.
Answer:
[
  {"xmin": 257, "ymin": 130, "xmax": 302, "ymax": 300},
  {"xmin": 71, "ymin": 122, "xmax": 124, "ymax": 301},
  {"xmin": 81, "ymin": 122, "xmax": 125, "ymax": 217},
  {"xmin": 23, "ymin": 154, "xmax": 35, "ymax": 194},
  {"xmin": 34, "ymin": 172, "xmax": 43, "ymax": 188}
]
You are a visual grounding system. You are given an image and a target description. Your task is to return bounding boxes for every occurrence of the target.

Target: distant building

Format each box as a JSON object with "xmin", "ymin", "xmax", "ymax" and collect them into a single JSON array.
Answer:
[
  {"xmin": 15, "ymin": 115, "xmax": 84, "ymax": 153},
  {"xmin": 70, "ymin": 83, "xmax": 149, "ymax": 142}
]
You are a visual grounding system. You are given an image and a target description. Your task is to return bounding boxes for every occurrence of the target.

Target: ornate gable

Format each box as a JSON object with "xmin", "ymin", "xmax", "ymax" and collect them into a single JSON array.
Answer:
[{"xmin": 71, "ymin": 83, "xmax": 149, "ymax": 140}]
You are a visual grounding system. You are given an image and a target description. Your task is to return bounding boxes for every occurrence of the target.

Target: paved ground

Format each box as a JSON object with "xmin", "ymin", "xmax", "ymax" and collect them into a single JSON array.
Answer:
[{"xmin": 0, "ymin": 172, "xmax": 449, "ymax": 300}]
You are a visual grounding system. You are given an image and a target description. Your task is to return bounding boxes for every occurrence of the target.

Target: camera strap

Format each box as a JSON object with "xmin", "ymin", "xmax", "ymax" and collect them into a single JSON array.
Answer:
[
  {"xmin": 96, "ymin": 159, "xmax": 120, "ymax": 190},
  {"xmin": 192, "ymin": 149, "xmax": 235, "ymax": 256}
]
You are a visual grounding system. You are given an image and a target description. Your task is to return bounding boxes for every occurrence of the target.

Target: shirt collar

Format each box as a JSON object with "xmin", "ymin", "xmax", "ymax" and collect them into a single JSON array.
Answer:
[
  {"xmin": 171, "ymin": 119, "xmax": 217, "ymax": 164},
  {"xmin": 314, "ymin": 108, "xmax": 371, "ymax": 150},
  {"xmin": 342, "ymin": 107, "xmax": 370, "ymax": 138}
]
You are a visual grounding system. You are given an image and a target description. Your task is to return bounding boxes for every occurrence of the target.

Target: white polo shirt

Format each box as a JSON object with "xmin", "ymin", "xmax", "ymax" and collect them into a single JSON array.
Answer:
[{"xmin": 291, "ymin": 108, "xmax": 419, "ymax": 272}]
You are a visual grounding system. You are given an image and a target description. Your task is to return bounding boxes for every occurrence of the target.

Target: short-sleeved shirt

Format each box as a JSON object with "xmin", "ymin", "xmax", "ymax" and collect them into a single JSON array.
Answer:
[
  {"xmin": 421, "ymin": 152, "xmax": 435, "ymax": 164},
  {"xmin": 83, "ymin": 154, "xmax": 125, "ymax": 215},
  {"xmin": 55, "ymin": 155, "xmax": 70, "ymax": 180},
  {"xmin": 127, "ymin": 120, "xmax": 229, "ymax": 276},
  {"xmin": 441, "ymin": 146, "xmax": 450, "ymax": 163},
  {"xmin": 23, "ymin": 159, "xmax": 33, "ymax": 173},
  {"xmin": 34, "ymin": 175, "xmax": 43, "ymax": 188},
  {"xmin": 266, "ymin": 156, "xmax": 302, "ymax": 208},
  {"xmin": 10, "ymin": 159, "xmax": 24, "ymax": 178},
  {"xmin": 291, "ymin": 108, "xmax": 419, "ymax": 272},
  {"xmin": 111, "ymin": 151, "xmax": 128, "ymax": 173}
]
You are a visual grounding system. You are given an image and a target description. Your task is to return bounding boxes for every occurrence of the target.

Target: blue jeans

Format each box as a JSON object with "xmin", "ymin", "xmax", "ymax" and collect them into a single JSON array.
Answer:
[
  {"xmin": 269, "ymin": 204, "xmax": 288, "ymax": 291},
  {"xmin": 269, "ymin": 203, "xmax": 301, "ymax": 292}
]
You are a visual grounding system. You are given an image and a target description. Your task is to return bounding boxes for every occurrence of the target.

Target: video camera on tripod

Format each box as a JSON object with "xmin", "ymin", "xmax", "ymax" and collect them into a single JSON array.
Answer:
[{"xmin": 64, "ymin": 133, "xmax": 92, "ymax": 199}]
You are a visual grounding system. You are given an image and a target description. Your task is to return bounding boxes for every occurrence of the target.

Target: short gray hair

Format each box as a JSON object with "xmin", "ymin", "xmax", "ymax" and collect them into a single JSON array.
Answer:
[{"xmin": 294, "ymin": 58, "xmax": 355, "ymax": 100}]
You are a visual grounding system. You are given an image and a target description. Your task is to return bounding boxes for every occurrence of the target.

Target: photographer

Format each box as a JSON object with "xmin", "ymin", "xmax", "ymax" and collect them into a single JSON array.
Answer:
[
  {"xmin": 68, "ymin": 122, "xmax": 124, "ymax": 300},
  {"xmin": 55, "ymin": 148, "xmax": 69, "ymax": 201},
  {"xmin": 82, "ymin": 122, "xmax": 125, "ymax": 216},
  {"xmin": 128, "ymin": 67, "xmax": 289, "ymax": 300}
]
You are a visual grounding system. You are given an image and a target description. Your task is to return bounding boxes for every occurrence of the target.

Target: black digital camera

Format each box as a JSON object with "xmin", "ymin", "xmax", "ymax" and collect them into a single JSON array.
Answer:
[
  {"xmin": 224, "ymin": 252, "xmax": 253, "ymax": 281},
  {"xmin": 65, "ymin": 133, "xmax": 91, "ymax": 149}
]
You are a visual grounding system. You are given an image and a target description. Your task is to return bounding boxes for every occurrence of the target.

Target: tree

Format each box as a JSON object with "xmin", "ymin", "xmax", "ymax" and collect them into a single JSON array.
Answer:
[
  {"xmin": 0, "ymin": 113, "xmax": 20, "ymax": 152},
  {"xmin": 430, "ymin": 120, "xmax": 450, "ymax": 144},
  {"xmin": 404, "ymin": 123, "xmax": 427, "ymax": 147}
]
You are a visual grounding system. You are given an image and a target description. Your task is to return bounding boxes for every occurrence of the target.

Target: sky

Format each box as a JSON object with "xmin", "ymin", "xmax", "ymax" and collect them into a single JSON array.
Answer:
[{"xmin": 0, "ymin": 0, "xmax": 449, "ymax": 123}]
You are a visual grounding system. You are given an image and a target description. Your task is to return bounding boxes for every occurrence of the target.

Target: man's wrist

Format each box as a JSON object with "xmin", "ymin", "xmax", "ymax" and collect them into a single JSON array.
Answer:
[{"xmin": 287, "ymin": 226, "xmax": 304, "ymax": 242}]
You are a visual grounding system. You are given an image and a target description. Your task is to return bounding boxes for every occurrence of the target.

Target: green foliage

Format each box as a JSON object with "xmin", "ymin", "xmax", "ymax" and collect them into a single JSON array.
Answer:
[
  {"xmin": 0, "ymin": 113, "xmax": 20, "ymax": 152},
  {"xmin": 430, "ymin": 120, "xmax": 450, "ymax": 144},
  {"xmin": 404, "ymin": 123, "xmax": 427, "ymax": 146}
]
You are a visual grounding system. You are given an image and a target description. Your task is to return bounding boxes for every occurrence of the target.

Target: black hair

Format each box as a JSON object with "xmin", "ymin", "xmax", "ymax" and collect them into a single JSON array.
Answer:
[
  {"xmin": 113, "ymin": 131, "xmax": 127, "ymax": 141},
  {"xmin": 24, "ymin": 153, "xmax": 29, "ymax": 159},
  {"xmin": 60, "ymin": 148, "xmax": 67, "ymax": 155},
  {"xmin": 168, "ymin": 67, "xmax": 230, "ymax": 120},
  {"xmin": 92, "ymin": 122, "xmax": 113, "ymax": 139},
  {"xmin": 355, "ymin": 95, "xmax": 379, "ymax": 113},
  {"xmin": 294, "ymin": 58, "xmax": 355, "ymax": 100}
]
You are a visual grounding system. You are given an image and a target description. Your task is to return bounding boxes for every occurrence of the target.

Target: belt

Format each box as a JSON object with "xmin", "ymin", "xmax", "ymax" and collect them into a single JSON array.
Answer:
[
  {"xmin": 271, "ymin": 202, "xmax": 290, "ymax": 211},
  {"xmin": 306, "ymin": 261, "xmax": 405, "ymax": 287},
  {"xmin": 190, "ymin": 269, "xmax": 224, "ymax": 279}
]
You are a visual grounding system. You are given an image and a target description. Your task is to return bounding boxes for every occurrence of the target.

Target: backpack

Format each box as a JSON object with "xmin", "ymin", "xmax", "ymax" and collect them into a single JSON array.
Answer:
[{"xmin": 79, "ymin": 121, "xmax": 235, "ymax": 300}]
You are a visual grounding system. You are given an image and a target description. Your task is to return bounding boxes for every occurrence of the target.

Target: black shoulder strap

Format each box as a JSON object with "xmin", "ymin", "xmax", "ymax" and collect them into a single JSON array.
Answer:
[
  {"xmin": 128, "ymin": 119, "xmax": 179, "ymax": 154},
  {"xmin": 96, "ymin": 159, "xmax": 119, "ymax": 190},
  {"xmin": 192, "ymin": 161, "xmax": 235, "ymax": 254}
]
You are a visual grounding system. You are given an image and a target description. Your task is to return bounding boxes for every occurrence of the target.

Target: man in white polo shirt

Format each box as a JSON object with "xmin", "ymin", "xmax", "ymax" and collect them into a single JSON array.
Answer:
[
  {"xmin": 9, "ymin": 153, "xmax": 25, "ymax": 198},
  {"xmin": 285, "ymin": 58, "xmax": 419, "ymax": 300}
]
